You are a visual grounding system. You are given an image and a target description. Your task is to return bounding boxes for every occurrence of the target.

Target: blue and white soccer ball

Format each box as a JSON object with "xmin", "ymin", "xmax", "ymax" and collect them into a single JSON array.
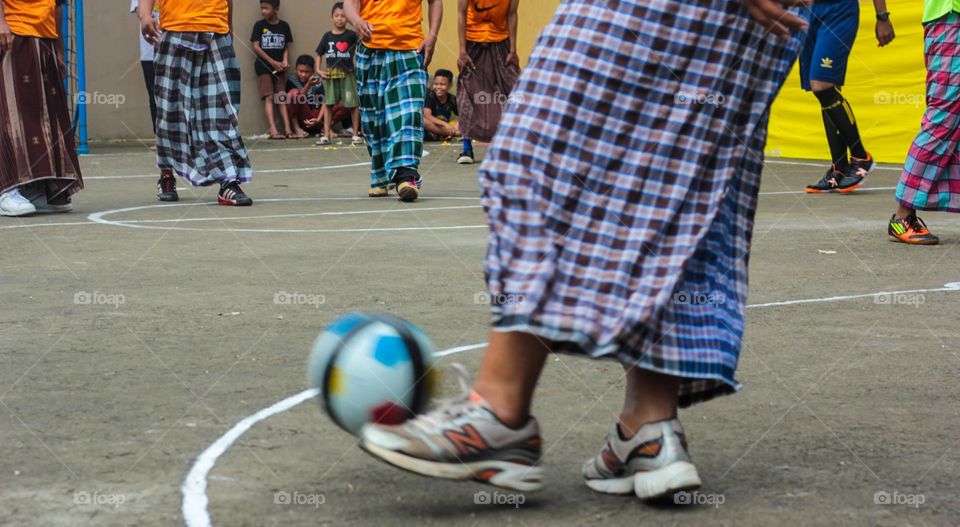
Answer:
[{"xmin": 308, "ymin": 313, "xmax": 438, "ymax": 436}]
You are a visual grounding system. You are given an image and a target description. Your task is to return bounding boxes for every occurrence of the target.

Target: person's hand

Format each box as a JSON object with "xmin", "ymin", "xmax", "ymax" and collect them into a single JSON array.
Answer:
[
  {"xmin": 355, "ymin": 19, "xmax": 374, "ymax": 41},
  {"xmin": 419, "ymin": 35, "xmax": 438, "ymax": 68},
  {"xmin": 876, "ymin": 20, "xmax": 895, "ymax": 47},
  {"xmin": 505, "ymin": 51, "xmax": 519, "ymax": 68},
  {"xmin": 281, "ymin": 60, "xmax": 289, "ymax": 71},
  {"xmin": 270, "ymin": 59, "xmax": 283, "ymax": 72},
  {"xmin": 304, "ymin": 117, "xmax": 319, "ymax": 127},
  {"xmin": 457, "ymin": 50, "xmax": 475, "ymax": 72},
  {"xmin": 0, "ymin": 19, "xmax": 14, "ymax": 53},
  {"xmin": 140, "ymin": 14, "xmax": 161, "ymax": 46},
  {"xmin": 319, "ymin": 70, "xmax": 331, "ymax": 80},
  {"xmin": 741, "ymin": 0, "xmax": 810, "ymax": 39}
]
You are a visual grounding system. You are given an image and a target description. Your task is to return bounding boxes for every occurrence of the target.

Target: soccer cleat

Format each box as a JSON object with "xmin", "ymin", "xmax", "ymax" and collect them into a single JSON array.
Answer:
[
  {"xmin": 457, "ymin": 151, "xmax": 475, "ymax": 165},
  {"xmin": 157, "ymin": 172, "xmax": 179, "ymax": 202},
  {"xmin": 805, "ymin": 166, "xmax": 842, "ymax": 193},
  {"xmin": 835, "ymin": 154, "xmax": 875, "ymax": 193},
  {"xmin": 888, "ymin": 214, "xmax": 939, "ymax": 245},
  {"xmin": 583, "ymin": 419, "xmax": 702, "ymax": 500},
  {"xmin": 218, "ymin": 181, "xmax": 253, "ymax": 206},
  {"xmin": 0, "ymin": 188, "xmax": 37, "ymax": 216},
  {"xmin": 361, "ymin": 389, "xmax": 544, "ymax": 492},
  {"xmin": 397, "ymin": 181, "xmax": 420, "ymax": 202},
  {"xmin": 368, "ymin": 186, "xmax": 389, "ymax": 198}
]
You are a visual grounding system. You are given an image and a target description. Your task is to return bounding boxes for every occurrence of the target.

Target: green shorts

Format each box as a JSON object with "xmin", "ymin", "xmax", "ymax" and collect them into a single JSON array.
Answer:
[{"xmin": 324, "ymin": 73, "xmax": 358, "ymax": 108}]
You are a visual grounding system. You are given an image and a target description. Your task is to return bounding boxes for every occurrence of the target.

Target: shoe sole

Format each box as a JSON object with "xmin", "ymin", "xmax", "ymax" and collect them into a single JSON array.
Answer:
[
  {"xmin": 585, "ymin": 461, "xmax": 702, "ymax": 500},
  {"xmin": 0, "ymin": 208, "xmax": 36, "ymax": 217},
  {"xmin": 361, "ymin": 440, "xmax": 544, "ymax": 492},
  {"xmin": 457, "ymin": 159, "xmax": 474, "ymax": 165},
  {"xmin": 217, "ymin": 198, "xmax": 252, "ymax": 206},
  {"xmin": 397, "ymin": 187, "xmax": 419, "ymax": 202},
  {"xmin": 158, "ymin": 195, "xmax": 179, "ymax": 202},
  {"xmin": 835, "ymin": 182, "xmax": 863, "ymax": 193},
  {"xmin": 34, "ymin": 206, "xmax": 74, "ymax": 214},
  {"xmin": 888, "ymin": 235, "xmax": 939, "ymax": 246},
  {"xmin": 804, "ymin": 188, "xmax": 835, "ymax": 194}
]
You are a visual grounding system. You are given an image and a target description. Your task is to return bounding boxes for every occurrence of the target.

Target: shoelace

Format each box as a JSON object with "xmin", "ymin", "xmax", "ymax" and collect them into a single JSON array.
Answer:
[
  {"xmin": 907, "ymin": 215, "xmax": 929, "ymax": 234},
  {"xmin": 406, "ymin": 363, "xmax": 477, "ymax": 431}
]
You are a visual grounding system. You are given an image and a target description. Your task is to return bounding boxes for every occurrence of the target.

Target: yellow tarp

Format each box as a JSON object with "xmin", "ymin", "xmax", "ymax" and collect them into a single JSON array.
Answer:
[{"xmin": 767, "ymin": 1, "xmax": 927, "ymax": 164}]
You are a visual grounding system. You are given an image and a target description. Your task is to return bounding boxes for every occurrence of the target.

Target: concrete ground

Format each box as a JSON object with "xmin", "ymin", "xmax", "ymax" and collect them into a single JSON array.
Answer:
[{"xmin": 1, "ymin": 141, "xmax": 958, "ymax": 527}]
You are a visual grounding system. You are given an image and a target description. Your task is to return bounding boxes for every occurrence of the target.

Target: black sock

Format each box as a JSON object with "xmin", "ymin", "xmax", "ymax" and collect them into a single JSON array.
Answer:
[
  {"xmin": 814, "ymin": 87, "xmax": 867, "ymax": 159},
  {"xmin": 393, "ymin": 167, "xmax": 419, "ymax": 185},
  {"xmin": 821, "ymin": 111, "xmax": 849, "ymax": 172}
]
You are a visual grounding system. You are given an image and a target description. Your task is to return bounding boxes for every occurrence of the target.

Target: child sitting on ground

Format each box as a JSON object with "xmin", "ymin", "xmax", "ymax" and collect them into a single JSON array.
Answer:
[{"xmin": 424, "ymin": 69, "xmax": 459, "ymax": 142}]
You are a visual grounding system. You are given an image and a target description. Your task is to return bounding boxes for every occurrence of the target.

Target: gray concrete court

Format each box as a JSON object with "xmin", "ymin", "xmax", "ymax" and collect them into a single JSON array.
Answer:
[{"xmin": 1, "ymin": 141, "xmax": 959, "ymax": 526}]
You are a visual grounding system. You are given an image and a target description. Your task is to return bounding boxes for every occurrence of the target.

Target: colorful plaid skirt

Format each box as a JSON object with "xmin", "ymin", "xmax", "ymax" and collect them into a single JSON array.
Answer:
[
  {"xmin": 0, "ymin": 36, "xmax": 82, "ymax": 199},
  {"xmin": 355, "ymin": 45, "xmax": 426, "ymax": 189},
  {"xmin": 479, "ymin": 0, "xmax": 805, "ymax": 407},
  {"xmin": 154, "ymin": 32, "xmax": 251, "ymax": 187},
  {"xmin": 896, "ymin": 12, "xmax": 960, "ymax": 213}
]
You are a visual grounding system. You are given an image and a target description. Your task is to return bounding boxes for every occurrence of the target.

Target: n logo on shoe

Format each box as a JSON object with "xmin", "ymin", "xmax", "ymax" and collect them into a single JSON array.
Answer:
[{"xmin": 444, "ymin": 424, "xmax": 489, "ymax": 455}]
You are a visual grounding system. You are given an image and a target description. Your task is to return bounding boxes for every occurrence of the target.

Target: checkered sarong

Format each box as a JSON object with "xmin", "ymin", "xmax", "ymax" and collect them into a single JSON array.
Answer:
[
  {"xmin": 355, "ymin": 45, "xmax": 426, "ymax": 188},
  {"xmin": 896, "ymin": 12, "xmax": 960, "ymax": 213},
  {"xmin": 154, "ymin": 32, "xmax": 251, "ymax": 187},
  {"xmin": 480, "ymin": 0, "xmax": 805, "ymax": 407}
]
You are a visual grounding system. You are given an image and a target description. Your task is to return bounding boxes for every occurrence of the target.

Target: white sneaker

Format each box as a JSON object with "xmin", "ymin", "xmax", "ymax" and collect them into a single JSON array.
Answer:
[{"xmin": 0, "ymin": 188, "xmax": 37, "ymax": 217}]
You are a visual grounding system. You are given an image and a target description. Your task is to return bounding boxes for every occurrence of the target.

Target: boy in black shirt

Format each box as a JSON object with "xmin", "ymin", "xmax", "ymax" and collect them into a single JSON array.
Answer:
[
  {"xmin": 315, "ymin": 2, "xmax": 362, "ymax": 145},
  {"xmin": 286, "ymin": 55, "xmax": 327, "ymax": 137},
  {"xmin": 424, "ymin": 69, "xmax": 459, "ymax": 142},
  {"xmin": 251, "ymin": 0, "xmax": 296, "ymax": 139}
]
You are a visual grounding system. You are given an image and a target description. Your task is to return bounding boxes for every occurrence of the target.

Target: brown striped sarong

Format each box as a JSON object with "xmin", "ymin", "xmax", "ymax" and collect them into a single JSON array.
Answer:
[
  {"xmin": 0, "ymin": 36, "xmax": 83, "ymax": 201},
  {"xmin": 456, "ymin": 39, "xmax": 520, "ymax": 143}
]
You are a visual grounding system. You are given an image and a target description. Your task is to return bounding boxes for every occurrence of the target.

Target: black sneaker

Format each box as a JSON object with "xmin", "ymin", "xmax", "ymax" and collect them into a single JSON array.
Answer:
[
  {"xmin": 835, "ymin": 154, "xmax": 875, "ymax": 193},
  {"xmin": 157, "ymin": 172, "xmax": 179, "ymax": 202},
  {"xmin": 456, "ymin": 151, "xmax": 474, "ymax": 165},
  {"xmin": 805, "ymin": 165, "xmax": 842, "ymax": 193},
  {"xmin": 218, "ymin": 181, "xmax": 253, "ymax": 206}
]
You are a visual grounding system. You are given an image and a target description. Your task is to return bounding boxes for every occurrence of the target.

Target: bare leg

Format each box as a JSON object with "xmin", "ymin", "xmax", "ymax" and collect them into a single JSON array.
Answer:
[
  {"xmin": 352, "ymin": 107, "xmax": 361, "ymax": 136},
  {"xmin": 324, "ymin": 105, "xmax": 334, "ymax": 140},
  {"xmin": 618, "ymin": 366, "xmax": 680, "ymax": 438},
  {"xmin": 279, "ymin": 102, "xmax": 293, "ymax": 136},
  {"xmin": 895, "ymin": 204, "xmax": 916, "ymax": 219},
  {"xmin": 264, "ymin": 98, "xmax": 279, "ymax": 136},
  {"xmin": 472, "ymin": 331, "xmax": 551, "ymax": 428}
]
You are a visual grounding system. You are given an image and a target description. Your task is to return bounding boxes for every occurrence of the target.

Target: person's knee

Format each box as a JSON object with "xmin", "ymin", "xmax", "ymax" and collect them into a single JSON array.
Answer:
[{"xmin": 810, "ymin": 80, "xmax": 835, "ymax": 93}]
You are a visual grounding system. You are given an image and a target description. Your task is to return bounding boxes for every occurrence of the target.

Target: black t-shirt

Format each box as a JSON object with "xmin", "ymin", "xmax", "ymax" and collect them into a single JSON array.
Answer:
[
  {"xmin": 251, "ymin": 19, "xmax": 294, "ymax": 75},
  {"xmin": 426, "ymin": 91, "xmax": 458, "ymax": 122},
  {"xmin": 286, "ymin": 75, "xmax": 326, "ymax": 110},
  {"xmin": 316, "ymin": 30, "xmax": 359, "ymax": 73}
]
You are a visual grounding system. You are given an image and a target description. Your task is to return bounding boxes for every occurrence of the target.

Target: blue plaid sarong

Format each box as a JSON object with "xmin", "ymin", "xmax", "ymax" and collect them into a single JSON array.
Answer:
[
  {"xmin": 480, "ymin": 0, "xmax": 806, "ymax": 406},
  {"xmin": 355, "ymin": 45, "xmax": 427, "ymax": 189},
  {"xmin": 154, "ymin": 32, "xmax": 251, "ymax": 187}
]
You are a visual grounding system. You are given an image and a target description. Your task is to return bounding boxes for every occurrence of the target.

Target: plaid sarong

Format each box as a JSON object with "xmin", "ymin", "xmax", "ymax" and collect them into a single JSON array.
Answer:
[
  {"xmin": 355, "ymin": 45, "xmax": 426, "ymax": 188},
  {"xmin": 457, "ymin": 39, "xmax": 520, "ymax": 143},
  {"xmin": 154, "ymin": 32, "xmax": 251, "ymax": 187},
  {"xmin": 0, "ymin": 36, "xmax": 82, "ymax": 199},
  {"xmin": 480, "ymin": 0, "xmax": 805, "ymax": 407},
  {"xmin": 896, "ymin": 12, "xmax": 960, "ymax": 213}
]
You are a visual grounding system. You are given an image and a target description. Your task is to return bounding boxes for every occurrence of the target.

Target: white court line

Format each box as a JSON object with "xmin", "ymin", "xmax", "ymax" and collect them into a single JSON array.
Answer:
[
  {"xmin": 182, "ymin": 281, "xmax": 960, "ymax": 527},
  {"xmin": 765, "ymin": 159, "xmax": 901, "ymax": 172},
  {"xmin": 85, "ymin": 162, "xmax": 370, "ymax": 180},
  {"xmin": 117, "ymin": 205, "xmax": 481, "ymax": 225}
]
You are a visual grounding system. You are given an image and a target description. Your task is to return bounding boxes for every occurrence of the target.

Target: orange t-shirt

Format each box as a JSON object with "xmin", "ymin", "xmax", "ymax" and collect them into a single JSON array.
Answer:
[
  {"xmin": 1, "ymin": 0, "xmax": 58, "ymax": 39},
  {"xmin": 158, "ymin": 0, "xmax": 229, "ymax": 35},
  {"xmin": 466, "ymin": 0, "xmax": 509, "ymax": 43},
  {"xmin": 360, "ymin": 0, "xmax": 423, "ymax": 51}
]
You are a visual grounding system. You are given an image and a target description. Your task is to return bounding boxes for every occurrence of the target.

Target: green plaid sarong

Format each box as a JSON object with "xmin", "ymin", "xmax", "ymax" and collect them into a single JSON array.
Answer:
[{"xmin": 355, "ymin": 45, "xmax": 426, "ymax": 188}]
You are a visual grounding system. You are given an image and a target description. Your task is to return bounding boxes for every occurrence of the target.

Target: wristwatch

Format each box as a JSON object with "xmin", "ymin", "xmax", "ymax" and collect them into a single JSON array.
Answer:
[{"xmin": 877, "ymin": 11, "xmax": 891, "ymax": 22}]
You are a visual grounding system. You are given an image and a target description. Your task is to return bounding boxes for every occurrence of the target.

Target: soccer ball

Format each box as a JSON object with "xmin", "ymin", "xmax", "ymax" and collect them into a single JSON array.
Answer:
[{"xmin": 308, "ymin": 313, "xmax": 438, "ymax": 436}]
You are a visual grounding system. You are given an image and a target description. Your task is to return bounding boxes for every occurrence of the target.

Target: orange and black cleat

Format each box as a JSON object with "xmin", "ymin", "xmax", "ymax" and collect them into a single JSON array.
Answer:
[{"xmin": 888, "ymin": 214, "xmax": 939, "ymax": 245}]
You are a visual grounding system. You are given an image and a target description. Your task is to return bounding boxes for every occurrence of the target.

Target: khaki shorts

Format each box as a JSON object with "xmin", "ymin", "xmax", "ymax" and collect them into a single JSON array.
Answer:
[
  {"xmin": 258, "ymin": 73, "xmax": 286, "ymax": 100},
  {"xmin": 324, "ymin": 73, "xmax": 358, "ymax": 108}
]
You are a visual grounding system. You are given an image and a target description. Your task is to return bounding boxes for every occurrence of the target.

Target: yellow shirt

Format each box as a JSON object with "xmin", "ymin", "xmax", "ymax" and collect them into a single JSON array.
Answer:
[
  {"xmin": 2, "ymin": 0, "xmax": 58, "ymax": 39},
  {"xmin": 466, "ymin": 0, "xmax": 509, "ymax": 43},
  {"xmin": 159, "ymin": 0, "xmax": 229, "ymax": 35},
  {"xmin": 360, "ymin": 0, "xmax": 423, "ymax": 51}
]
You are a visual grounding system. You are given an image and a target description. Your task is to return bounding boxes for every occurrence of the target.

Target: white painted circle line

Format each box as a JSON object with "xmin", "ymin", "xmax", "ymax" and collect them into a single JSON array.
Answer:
[
  {"xmin": 85, "ymin": 162, "xmax": 371, "ymax": 180},
  {"xmin": 182, "ymin": 281, "xmax": 960, "ymax": 527}
]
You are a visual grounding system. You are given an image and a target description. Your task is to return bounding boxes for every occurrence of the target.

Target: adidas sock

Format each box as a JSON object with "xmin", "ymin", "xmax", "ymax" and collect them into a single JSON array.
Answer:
[
  {"xmin": 821, "ymin": 111, "xmax": 849, "ymax": 172},
  {"xmin": 462, "ymin": 138, "xmax": 473, "ymax": 153},
  {"xmin": 814, "ymin": 87, "xmax": 867, "ymax": 159},
  {"xmin": 393, "ymin": 167, "xmax": 418, "ymax": 185}
]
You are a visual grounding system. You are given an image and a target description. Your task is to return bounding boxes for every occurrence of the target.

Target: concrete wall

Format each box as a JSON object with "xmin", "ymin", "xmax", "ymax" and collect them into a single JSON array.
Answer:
[{"xmin": 84, "ymin": 0, "xmax": 560, "ymax": 141}]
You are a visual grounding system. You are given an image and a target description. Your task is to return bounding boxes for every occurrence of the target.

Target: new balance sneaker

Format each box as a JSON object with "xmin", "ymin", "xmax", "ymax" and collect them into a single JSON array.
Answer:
[
  {"xmin": 360, "ymin": 391, "xmax": 545, "ymax": 492},
  {"xmin": 0, "ymin": 188, "xmax": 37, "ymax": 217},
  {"xmin": 457, "ymin": 151, "xmax": 475, "ymax": 165},
  {"xmin": 835, "ymin": 154, "xmax": 875, "ymax": 193},
  {"xmin": 218, "ymin": 181, "xmax": 253, "ymax": 206},
  {"xmin": 157, "ymin": 172, "xmax": 179, "ymax": 202},
  {"xmin": 805, "ymin": 165, "xmax": 843, "ymax": 193},
  {"xmin": 888, "ymin": 214, "xmax": 939, "ymax": 245},
  {"xmin": 397, "ymin": 181, "xmax": 420, "ymax": 202},
  {"xmin": 368, "ymin": 186, "xmax": 389, "ymax": 197},
  {"xmin": 583, "ymin": 419, "xmax": 701, "ymax": 500}
]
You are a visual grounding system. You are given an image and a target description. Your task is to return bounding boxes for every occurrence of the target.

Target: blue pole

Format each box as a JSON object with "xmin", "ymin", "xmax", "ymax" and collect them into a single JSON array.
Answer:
[
  {"xmin": 75, "ymin": 0, "xmax": 89, "ymax": 154},
  {"xmin": 61, "ymin": 3, "xmax": 70, "ymax": 93}
]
